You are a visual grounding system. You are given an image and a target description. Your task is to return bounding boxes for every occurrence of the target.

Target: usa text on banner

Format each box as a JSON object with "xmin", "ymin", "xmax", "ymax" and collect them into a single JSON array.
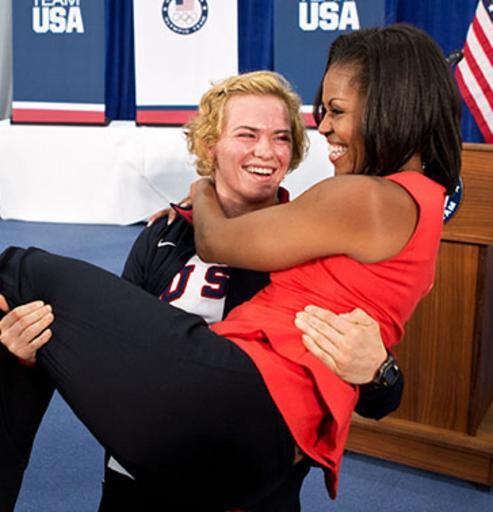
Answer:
[
  {"xmin": 134, "ymin": 0, "xmax": 238, "ymax": 125},
  {"xmin": 273, "ymin": 0, "xmax": 385, "ymax": 127},
  {"xmin": 12, "ymin": 0, "xmax": 106, "ymax": 125},
  {"xmin": 455, "ymin": 0, "xmax": 493, "ymax": 143}
]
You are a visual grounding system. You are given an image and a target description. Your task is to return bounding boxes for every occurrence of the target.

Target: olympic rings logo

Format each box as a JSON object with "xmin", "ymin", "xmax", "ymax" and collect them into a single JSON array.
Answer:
[
  {"xmin": 162, "ymin": 0, "xmax": 208, "ymax": 35},
  {"xmin": 172, "ymin": 12, "xmax": 197, "ymax": 25}
]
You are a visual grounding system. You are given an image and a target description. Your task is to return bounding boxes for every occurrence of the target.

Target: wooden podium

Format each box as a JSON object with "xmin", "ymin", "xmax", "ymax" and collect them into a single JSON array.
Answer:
[{"xmin": 347, "ymin": 144, "xmax": 493, "ymax": 485}]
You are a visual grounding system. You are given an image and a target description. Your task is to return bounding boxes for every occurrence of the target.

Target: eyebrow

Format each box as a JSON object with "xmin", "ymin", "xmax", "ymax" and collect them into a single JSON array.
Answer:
[
  {"xmin": 233, "ymin": 126, "xmax": 292, "ymax": 134},
  {"xmin": 322, "ymin": 97, "xmax": 349, "ymax": 110},
  {"xmin": 327, "ymin": 97, "xmax": 348, "ymax": 105}
]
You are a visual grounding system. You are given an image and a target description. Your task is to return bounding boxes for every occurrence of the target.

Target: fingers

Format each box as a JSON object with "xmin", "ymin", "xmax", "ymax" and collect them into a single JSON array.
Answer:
[
  {"xmin": 0, "ymin": 294, "xmax": 10, "ymax": 313},
  {"xmin": 301, "ymin": 333, "xmax": 337, "ymax": 373},
  {"xmin": 340, "ymin": 307, "xmax": 375, "ymax": 327},
  {"xmin": 294, "ymin": 310, "xmax": 344, "ymax": 371},
  {"xmin": 295, "ymin": 311, "xmax": 343, "ymax": 348},
  {"xmin": 167, "ymin": 196, "xmax": 192, "ymax": 225},
  {"xmin": 166, "ymin": 209, "xmax": 177, "ymax": 226},
  {"xmin": 0, "ymin": 302, "xmax": 54, "ymax": 363},
  {"xmin": 147, "ymin": 195, "xmax": 193, "ymax": 227},
  {"xmin": 303, "ymin": 305, "xmax": 354, "ymax": 335},
  {"xmin": 294, "ymin": 305, "xmax": 386, "ymax": 384},
  {"xmin": 178, "ymin": 196, "xmax": 192, "ymax": 208},
  {"xmin": 147, "ymin": 208, "xmax": 169, "ymax": 227},
  {"xmin": 15, "ymin": 329, "xmax": 53, "ymax": 365},
  {"xmin": 0, "ymin": 301, "xmax": 49, "ymax": 331}
]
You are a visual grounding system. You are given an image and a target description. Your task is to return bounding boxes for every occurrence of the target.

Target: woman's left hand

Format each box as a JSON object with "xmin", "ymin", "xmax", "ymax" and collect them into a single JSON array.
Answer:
[{"xmin": 294, "ymin": 305, "xmax": 387, "ymax": 384}]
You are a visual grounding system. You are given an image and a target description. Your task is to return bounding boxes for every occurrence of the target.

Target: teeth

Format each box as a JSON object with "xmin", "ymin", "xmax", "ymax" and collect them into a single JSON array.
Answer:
[
  {"xmin": 245, "ymin": 166, "xmax": 274, "ymax": 176},
  {"xmin": 329, "ymin": 144, "xmax": 347, "ymax": 158}
]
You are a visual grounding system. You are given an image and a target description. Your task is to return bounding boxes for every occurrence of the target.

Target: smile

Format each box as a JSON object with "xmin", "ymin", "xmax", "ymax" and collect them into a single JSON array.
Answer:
[
  {"xmin": 244, "ymin": 166, "xmax": 274, "ymax": 176},
  {"xmin": 329, "ymin": 144, "xmax": 348, "ymax": 162}
]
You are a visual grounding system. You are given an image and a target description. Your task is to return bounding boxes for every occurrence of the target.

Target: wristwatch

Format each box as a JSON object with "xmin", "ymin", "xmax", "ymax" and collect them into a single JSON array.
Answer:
[{"xmin": 372, "ymin": 352, "xmax": 400, "ymax": 387}]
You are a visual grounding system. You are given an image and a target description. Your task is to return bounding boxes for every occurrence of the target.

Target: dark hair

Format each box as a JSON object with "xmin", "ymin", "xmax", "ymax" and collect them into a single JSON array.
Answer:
[{"xmin": 313, "ymin": 24, "xmax": 462, "ymax": 194}]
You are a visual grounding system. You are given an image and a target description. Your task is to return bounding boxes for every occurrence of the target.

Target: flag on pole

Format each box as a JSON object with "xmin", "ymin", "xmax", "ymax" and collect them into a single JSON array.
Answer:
[{"xmin": 455, "ymin": 0, "xmax": 493, "ymax": 142}]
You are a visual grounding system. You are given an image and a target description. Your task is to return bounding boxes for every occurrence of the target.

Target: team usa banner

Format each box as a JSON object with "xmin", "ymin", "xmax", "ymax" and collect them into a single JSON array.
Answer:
[
  {"xmin": 134, "ymin": 0, "xmax": 239, "ymax": 125},
  {"xmin": 273, "ymin": 0, "xmax": 385, "ymax": 126},
  {"xmin": 12, "ymin": 0, "xmax": 106, "ymax": 124}
]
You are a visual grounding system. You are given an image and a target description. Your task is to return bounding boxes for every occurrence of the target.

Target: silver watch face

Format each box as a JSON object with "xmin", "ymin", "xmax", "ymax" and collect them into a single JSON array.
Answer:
[
  {"xmin": 382, "ymin": 363, "xmax": 400, "ymax": 387},
  {"xmin": 374, "ymin": 355, "xmax": 399, "ymax": 387}
]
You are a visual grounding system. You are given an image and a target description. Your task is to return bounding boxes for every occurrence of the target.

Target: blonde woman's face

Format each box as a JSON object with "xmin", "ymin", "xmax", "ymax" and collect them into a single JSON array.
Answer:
[{"xmin": 212, "ymin": 94, "xmax": 293, "ymax": 211}]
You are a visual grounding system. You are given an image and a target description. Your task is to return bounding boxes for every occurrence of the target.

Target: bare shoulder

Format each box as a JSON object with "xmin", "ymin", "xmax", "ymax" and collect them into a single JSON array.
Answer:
[
  {"xmin": 300, "ymin": 174, "xmax": 419, "ymax": 262},
  {"xmin": 302, "ymin": 174, "xmax": 415, "ymax": 213}
]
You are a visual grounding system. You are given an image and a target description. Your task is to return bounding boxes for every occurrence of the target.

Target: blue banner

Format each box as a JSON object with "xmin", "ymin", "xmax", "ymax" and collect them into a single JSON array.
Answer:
[
  {"xmin": 273, "ymin": 0, "xmax": 385, "ymax": 125},
  {"xmin": 12, "ymin": 0, "xmax": 106, "ymax": 123}
]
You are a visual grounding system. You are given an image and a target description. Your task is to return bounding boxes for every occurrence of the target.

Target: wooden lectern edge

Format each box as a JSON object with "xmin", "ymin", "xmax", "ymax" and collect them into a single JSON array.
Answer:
[
  {"xmin": 350, "ymin": 410, "xmax": 493, "ymax": 456},
  {"xmin": 463, "ymin": 142, "xmax": 493, "ymax": 152}
]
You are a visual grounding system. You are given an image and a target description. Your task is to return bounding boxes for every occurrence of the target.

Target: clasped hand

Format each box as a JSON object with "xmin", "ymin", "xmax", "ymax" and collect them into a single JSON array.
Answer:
[
  {"xmin": 0, "ymin": 294, "xmax": 54, "ymax": 365},
  {"xmin": 295, "ymin": 305, "xmax": 387, "ymax": 384}
]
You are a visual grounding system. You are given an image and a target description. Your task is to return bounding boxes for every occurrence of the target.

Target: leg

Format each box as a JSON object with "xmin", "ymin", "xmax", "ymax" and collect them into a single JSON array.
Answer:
[
  {"xmin": 98, "ymin": 467, "xmax": 140, "ymax": 512},
  {"xmin": 249, "ymin": 460, "xmax": 310, "ymax": 512},
  {"xmin": 0, "ymin": 247, "xmax": 295, "ymax": 509},
  {"xmin": 0, "ymin": 344, "xmax": 54, "ymax": 512},
  {"xmin": 98, "ymin": 461, "xmax": 310, "ymax": 512}
]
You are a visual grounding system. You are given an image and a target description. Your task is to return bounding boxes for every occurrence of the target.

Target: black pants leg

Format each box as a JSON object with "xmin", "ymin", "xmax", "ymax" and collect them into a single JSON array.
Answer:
[
  {"xmin": 98, "ymin": 459, "xmax": 311, "ymax": 512},
  {"xmin": 0, "ymin": 248, "xmax": 295, "ymax": 510},
  {"xmin": 0, "ymin": 344, "xmax": 54, "ymax": 512}
]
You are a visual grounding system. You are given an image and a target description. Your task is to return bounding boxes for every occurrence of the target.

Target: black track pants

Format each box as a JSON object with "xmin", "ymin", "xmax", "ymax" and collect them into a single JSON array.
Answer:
[
  {"xmin": 0, "ymin": 248, "xmax": 295, "ymax": 510},
  {"xmin": 0, "ymin": 345, "xmax": 54, "ymax": 512}
]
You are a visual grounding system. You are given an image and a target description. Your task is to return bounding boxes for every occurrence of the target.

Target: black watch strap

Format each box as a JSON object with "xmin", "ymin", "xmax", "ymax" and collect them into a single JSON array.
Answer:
[{"xmin": 372, "ymin": 352, "xmax": 400, "ymax": 388}]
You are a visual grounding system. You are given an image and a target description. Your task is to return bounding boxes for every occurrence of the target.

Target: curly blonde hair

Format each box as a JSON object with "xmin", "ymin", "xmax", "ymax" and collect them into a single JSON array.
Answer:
[{"xmin": 185, "ymin": 71, "xmax": 309, "ymax": 178}]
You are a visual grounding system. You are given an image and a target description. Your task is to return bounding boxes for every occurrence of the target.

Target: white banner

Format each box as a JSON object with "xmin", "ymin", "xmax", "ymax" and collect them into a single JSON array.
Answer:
[{"xmin": 134, "ymin": 0, "xmax": 238, "ymax": 124}]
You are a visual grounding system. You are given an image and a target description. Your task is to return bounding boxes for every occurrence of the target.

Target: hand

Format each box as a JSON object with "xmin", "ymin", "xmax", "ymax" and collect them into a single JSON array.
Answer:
[
  {"xmin": 146, "ymin": 196, "xmax": 192, "ymax": 227},
  {"xmin": 294, "ymin": 305, "xmax": 387, "ymax": 384},
  {"xmin": 0, "ymin": 295, "xmax": 54, "ymax": 365},
  {"xmin": 147, "ymin": 207, "xmax": 170, "ymax": 227}
]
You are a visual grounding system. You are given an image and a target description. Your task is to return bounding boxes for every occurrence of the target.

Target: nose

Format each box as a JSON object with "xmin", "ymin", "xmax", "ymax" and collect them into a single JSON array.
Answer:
[
  {"xmin": 317, "ymin": 113, "xmax": 332, "ymax": 137},
  {"xmin": 253, "ymin": 136, "xmax": 274, "ymax": 159}
]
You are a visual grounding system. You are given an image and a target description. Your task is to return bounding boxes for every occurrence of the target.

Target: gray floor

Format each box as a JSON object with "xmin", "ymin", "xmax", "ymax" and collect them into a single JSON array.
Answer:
[{"xmin": 1, "ymin": 219, "xmax": 491, "ymax": 511}]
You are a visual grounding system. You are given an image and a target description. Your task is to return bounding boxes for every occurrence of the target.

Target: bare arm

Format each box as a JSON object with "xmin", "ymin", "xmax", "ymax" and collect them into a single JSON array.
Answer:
[{"xmin": 192, "ymin": 175, "xmax": 418, "ymax": 272}]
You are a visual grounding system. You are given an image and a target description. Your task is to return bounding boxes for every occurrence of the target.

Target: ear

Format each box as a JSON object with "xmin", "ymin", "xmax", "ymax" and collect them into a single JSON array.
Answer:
[{"xmin": 207, "ymin": 142, "xmax": 216, "ymax": 161}]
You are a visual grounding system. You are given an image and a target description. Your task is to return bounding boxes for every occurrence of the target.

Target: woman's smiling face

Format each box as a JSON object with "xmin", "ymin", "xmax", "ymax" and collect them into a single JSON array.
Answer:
[
  {"xmin": 317, "ymin": 64, "xmax": 366, "ymax": 176},
  {"xmin": 211, "ymin": 94, "xmax": 293, "ymax": 210}
]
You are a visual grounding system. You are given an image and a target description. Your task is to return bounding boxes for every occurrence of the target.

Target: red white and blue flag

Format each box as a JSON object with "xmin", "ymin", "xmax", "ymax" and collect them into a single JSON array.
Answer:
[
  {"xmin": 455, "ymin": 0, "xmax": 493, "ymax": 142},
  {"xmin": 176, "ymin": 0, "xmax": 194, "ymax": 10}
]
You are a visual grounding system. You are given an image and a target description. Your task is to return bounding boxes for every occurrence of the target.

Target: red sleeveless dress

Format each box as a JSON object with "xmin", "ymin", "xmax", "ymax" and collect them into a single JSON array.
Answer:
[{"xmin": 211, "ymin": 171, "xmax": 445, "ymax": 497}]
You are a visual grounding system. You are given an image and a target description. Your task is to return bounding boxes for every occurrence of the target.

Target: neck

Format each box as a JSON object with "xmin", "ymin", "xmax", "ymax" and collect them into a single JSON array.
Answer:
[{"xmin": 399, "ymin": 154, "xmax": 423, "ymax": 173}]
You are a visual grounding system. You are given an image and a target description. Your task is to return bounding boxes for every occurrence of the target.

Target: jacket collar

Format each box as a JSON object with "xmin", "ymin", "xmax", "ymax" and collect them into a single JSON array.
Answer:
[{"xmin": 171, "ymin": 186, "xmax": 290, "ymax": 225}]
